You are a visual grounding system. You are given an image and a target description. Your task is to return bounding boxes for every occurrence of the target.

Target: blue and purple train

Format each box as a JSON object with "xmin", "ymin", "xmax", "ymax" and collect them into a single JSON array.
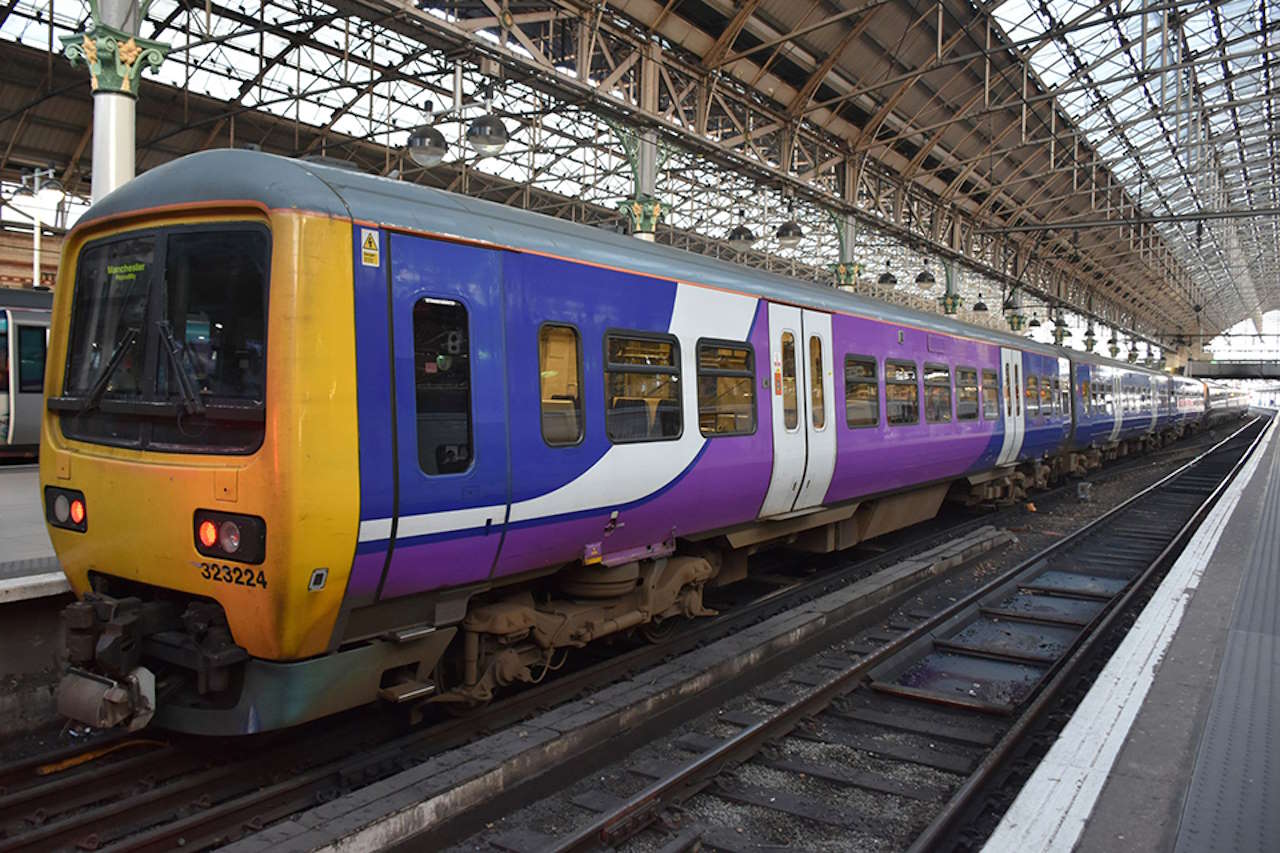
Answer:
[{"xmin": 43, "ymin": 151, "xmax": 1247, "ymax": 734}]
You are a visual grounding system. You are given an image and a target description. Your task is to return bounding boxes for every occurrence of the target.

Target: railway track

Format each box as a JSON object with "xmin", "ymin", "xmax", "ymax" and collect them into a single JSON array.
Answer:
[
  {"xmin": 457, "ymin": 415, "xmax": 1268, "ymax": 853},
  {"xmin": 0, "ymin": 422, "xmax": 1247, "ymax": 852}
]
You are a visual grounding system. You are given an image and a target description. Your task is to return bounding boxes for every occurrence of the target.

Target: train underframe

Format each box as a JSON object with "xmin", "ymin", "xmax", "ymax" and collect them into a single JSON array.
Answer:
[{"xmin": 56, "ymin": 418, "xmax": 1218, "ymax": 732}]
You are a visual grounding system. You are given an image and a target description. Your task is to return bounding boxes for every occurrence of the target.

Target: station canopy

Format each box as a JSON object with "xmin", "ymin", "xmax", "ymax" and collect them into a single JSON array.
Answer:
[{"xmin": 0, "ymin": 0, "xmax": 1275, "ymax": 349}]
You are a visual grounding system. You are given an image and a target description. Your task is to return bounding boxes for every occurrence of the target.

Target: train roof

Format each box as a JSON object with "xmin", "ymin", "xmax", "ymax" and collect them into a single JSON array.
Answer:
[
  {"xmin": 82, "ymin": 149, "xmax": 1174, "ymax": 379},
  {"xmin": 0, "ymin": 286, "xmax": 53, "ymax": 311}
]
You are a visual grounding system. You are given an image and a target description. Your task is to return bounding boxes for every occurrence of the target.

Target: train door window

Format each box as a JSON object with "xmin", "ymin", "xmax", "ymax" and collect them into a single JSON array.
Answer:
[
  {"xmin": 1025, "ymin": 375, "xmax": 1040, "ymax": 417},
  {"xmin": 1004, "ymin": 364, "xmax": 1012, "ymax": 416},
  {"xmin": 886, "ymin": 360, "xmax": 919, "ymax": 425},
  {"xmin": 1060, "ymin": 378, "xmax": 1070, "ymax": 414},
  {"xmin": 1040, "ymin": 377, "xmax": 1053, "ymax": 415},
  {"xmin": 697, "ymin": 339, "xmax": 755, "ymax": 437},
  {"xmin": 414, "ymin": 298, "xmax": 473, "ymax": 474},
  {"xmin": 781, "ymin": 332, "xmax": 798, "ymax": 431},
  {"xmin": 17, "ymin": 326, "xmax": 46, "ymax": 393},
  {"xmin": 1081, "ymin": 380, "xmax": 1091, "ymax": 415},
  {"xmin": 844, "ymin": 356, "xmax": 878, "ymax": 428},
  {"xmin": 605, "ymin": 333, "xmax": 681, "ymax": 442},
  {"xmin": 0, "ymin": 316, "xmax": 7, "ymax": 394},
  {"xmin": 1014, "ymin": 365, "xmax": 1022, "ymax": 415},
  {"xmin": 982, "ymin": 369, "xmax": 999, "ymax": 420},
  {"xmin": 539, "ymin": 324, "xmax": 583, "ymax": 446},
  {"xmin": 924, "ymin": 363, "xmax": 951, "ymax": 423},
  {"xmin": 809, "ymin": 336, "xmax": 826, "ymax": 430}
]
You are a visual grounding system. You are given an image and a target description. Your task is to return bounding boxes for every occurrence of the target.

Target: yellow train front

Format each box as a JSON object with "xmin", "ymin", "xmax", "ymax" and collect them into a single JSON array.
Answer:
[{"xmin": 41, "ymin": 155, "xmax": 451, "ymax": 735}]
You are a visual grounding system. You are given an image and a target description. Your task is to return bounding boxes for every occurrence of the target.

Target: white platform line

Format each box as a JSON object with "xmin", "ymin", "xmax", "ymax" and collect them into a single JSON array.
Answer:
[
  {"xmin": 982, "ymin": 419, "xmax": 1276, "ymax": 853},
  {"xmin": 0, "ymin": 571, "xmax": 71, "ymax": 603}
]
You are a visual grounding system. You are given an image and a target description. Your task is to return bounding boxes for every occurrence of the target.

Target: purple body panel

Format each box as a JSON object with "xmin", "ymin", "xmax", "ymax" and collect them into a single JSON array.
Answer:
[{"xmin": 824, "ymin": 314, "xmax": 1001, "ymax": 505}]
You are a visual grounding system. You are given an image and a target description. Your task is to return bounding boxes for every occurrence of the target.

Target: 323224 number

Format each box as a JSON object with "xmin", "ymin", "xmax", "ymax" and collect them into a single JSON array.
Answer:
[{"xmin": 200, "ymin": 562, "xmax": 268, "ymax": 588}]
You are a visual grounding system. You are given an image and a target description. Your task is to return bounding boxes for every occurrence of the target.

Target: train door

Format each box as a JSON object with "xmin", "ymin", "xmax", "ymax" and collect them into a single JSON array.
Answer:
[
  {"xmin": 995, "ymin": 347, "xmax": 1025, "ymax": 465},
  {"xmin": 793, "ymin": 309, "xmax": 836, "ymax": 511},
  {"xmin": 383, "ymin": 234, "xmax": 510, "ymax": 593},
  {"xmin": 760, "ymin": 303, "xmax": 806, "ymax": 517},
  {"xmin": 1148, "ymin": 377, "xmax": 1159, "ymax": 433},
  {"xmin": 1109, "ymin": 374, "xmax": 1123, "ymax": 441},
  {"xmin": 3, "ymin": 308, "xmax": 48, "ymax": 446}
]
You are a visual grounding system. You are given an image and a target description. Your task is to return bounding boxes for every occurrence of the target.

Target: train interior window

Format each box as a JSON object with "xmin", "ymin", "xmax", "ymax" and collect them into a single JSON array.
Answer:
[
  {"xmin": 17, "ymin": 326, "xmax": 45, "ymax": 393},
  {"xmin": 539, "ymin": 324, "xmax": 583, "ymax": 446},
  {"xmin": 809, "ymin": 336, "xmax": 826, "ymax": 429},
  {"xmin": 606, "ymin": 333, "xmax": 681, "ymax": 442},
  {"xmin": 1081, "ymin": 379, "xmax": 1091, "ymax": 415},
  {"xmin": 0, "ymin": 315, "xmax": 7, "ymax": 394},
  {"xmin": 886, "ymin": 360, "xmax": 919, "ymax": 425},
  {"xmin": 1060, "ymin": 378, "xmax": 1070, "ymax": 414},
  {"xmin": 781, "ymin": 332, "xmax": 798, "ymax": 431},
  {"xmin": 955, "ymin": 367, "xmax": 978, "ymax": 421},
  {"xmin": 414, "ymin": 298, "xmax": 473, "ymax": 474},
  {"xmin": 924, "ymin": 363, "xmax": 952, "ymax": 423},
  {"xmin": 982, "ymin": 369, "xmax": 998, "ymax": 420},
  {"xmin": 844, "ymin": 356, "xmax": 878, "ymax": 427},
  {"xmin": 697, "ymin": 340, "xmax": 755, "ymax": 437},
  {"xmin": 1040, "ymin": 376, "xmax": 1053, "ymax": 415},
  {"xmin": 1025, "ymin": 374, "xmax": 1039, "ymax": 417}
]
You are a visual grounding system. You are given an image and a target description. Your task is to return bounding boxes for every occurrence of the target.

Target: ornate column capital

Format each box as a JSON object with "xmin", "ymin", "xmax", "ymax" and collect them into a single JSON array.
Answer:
[
  {"xmin": 620, "ymin": 195, "xmax": 663, "ymax": 236},
  {"xmin": 832, "ymin": 261, "xmax": 860, "ymax": 289},
  {"xmin": 62, "ymin": 23, "xmax": 169, "ymax": 97}
]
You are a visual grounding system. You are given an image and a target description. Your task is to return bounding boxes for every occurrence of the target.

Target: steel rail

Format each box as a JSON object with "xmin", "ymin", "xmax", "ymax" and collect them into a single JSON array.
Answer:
[
  {"xmin": 908, "ymin": 414, "xmax": 1272, "ymax": 851},
  {"xmin": 548, "ymin": 415, "xmax": 1268, "ymax": 853}
]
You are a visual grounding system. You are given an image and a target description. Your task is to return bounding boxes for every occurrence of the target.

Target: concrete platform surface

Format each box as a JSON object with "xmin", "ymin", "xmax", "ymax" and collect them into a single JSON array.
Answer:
[
  {"xmin": 984, "ymin": 417, "xmax": 1278, "ymax": 853},
  {"xmin": 0, "ymin": 465, "xmax": 59, "ymax": 579}
]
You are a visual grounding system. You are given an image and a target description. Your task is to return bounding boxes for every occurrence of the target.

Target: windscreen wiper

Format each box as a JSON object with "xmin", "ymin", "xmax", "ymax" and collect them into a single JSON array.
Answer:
[
  {"xmin": 78, "ymin": 328, "xmax": 140, "ymax": 416},
  {"xmin": 156, "ymin": 321, "xmax": 207, "ymax": 416}
]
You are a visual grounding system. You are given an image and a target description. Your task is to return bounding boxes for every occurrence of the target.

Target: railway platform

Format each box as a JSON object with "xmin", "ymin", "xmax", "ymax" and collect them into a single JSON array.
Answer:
[
  {"xmin": 0, "ymin": 465, "xmax": 65, "ymax": 603},
  {"xmin": 986, "ymin": 415, "xmax": 1279, "ymax": 853}
]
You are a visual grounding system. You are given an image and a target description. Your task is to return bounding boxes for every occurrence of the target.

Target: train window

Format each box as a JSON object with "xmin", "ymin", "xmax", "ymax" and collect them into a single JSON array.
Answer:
[
  {"xmin": 886, "ymin": 360, "xmax": 919, "ymax": 425},
  {"xmin": 1014, "ymin": 364, "xmax": 1022, "ymax": 416},
  {"xmin": 809, "ymin": 337, "xmax": 826, "ymax": 430},
  {"xmin": 781, "ymin": 332, "xmax": 798, "ymax": 431},
  {"xmin": 1025, "ymin": 375, "xmax": 1040, "ymax": 417},
  {"xmin": 956, "ymin": 367, "xmax": 979, "ymax": 421},
  {"xmin": 844, "ymin": 356, "xmax": 878, "ymax": 428},
  {"xmin": 605, "ymin": 333, "xmax": 681, "ymax": 442},
  {"xmin": 414, "ymin": 298, "xmax": 473, "ymax": 474},
  {"xmin": 539, "ymin": 324, "xmax": 583, "ymax": 446},
  {"xmin": 1081, "ymin": 380, "xmax": 1091, "ymax": 415},
  {"xmin": 1060, "ymin": 378, "xmax": 1070, "ymax": 414},
  {"xmin": 1004, "ymin": 364, "xmax": 1012, "ymax": 417},
  {"xmin": 0, "ymin": 316, "xmax": 7, "ymax": 393},
  {"xmin": 697, "ymin": 339, "xmax": 755, "ymax": 437},
  {"xmin": 1040, "ymin": 377, "xmax": 1053, "ymax": 415},
  {"xmin": 982, "ymin": 369, "xmax": 999, "ymax": 420},
  {"xmin": 924, "ymin": 363, "xmax": 951, "ymax": 423},
  {"xmin": 17, "ymin": 326, "xmax": 45, "ymax": 393}
]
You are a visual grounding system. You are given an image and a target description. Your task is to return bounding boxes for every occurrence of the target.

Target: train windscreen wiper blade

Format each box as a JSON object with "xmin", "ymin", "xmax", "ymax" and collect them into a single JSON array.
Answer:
[
  {"xmin": 156, "ymin": 321, "xmax": 207, "ymax": 416},
  {"xmin": 78, "ymin": 327, "xmax": 140, "ymax": 416}
]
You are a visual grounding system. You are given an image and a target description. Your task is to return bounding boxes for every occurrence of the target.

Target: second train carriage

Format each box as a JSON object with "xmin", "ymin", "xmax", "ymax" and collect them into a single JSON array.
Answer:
[
  {"xmin": 1, "ymin": 287, "xmax": 51, "ymax": 457},
  {"xmin": 41, "ymin": 151, "xmax": 1247, "ymax": 734}
]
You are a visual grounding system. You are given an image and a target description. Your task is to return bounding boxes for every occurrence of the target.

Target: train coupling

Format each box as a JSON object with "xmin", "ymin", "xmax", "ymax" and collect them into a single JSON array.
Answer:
[
  {"xmin": 56, "ymin": 590, "xmax": 249, "ymax": 730},
  {"xmin": 57, "ymin": 667, "xmax": 156, "ymax": 731}
]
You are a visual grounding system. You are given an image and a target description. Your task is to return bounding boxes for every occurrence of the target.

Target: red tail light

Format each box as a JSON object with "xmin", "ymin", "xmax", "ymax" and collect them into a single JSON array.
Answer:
[
  {"xmin": 69, "ymin": 499, "xmax": 86, "ymax": 525},
  {"xmin": 198, "ymin": 519, "xmax": 218, "ymax": 549},
  {"xmin": 193, "ymin": 510, "xmax": 266, "ymax": 564},
  {"xmin": 45, "ymin": 487, "xmax": 87, "ymax": 532}
]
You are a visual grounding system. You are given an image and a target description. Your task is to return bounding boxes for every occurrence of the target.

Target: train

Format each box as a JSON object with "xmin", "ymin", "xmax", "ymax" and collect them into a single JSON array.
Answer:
[
  {"xmin": 1, "ymin": 286, "xmax": 51, "ymax": 458},
  {"xmin": 41, "ymin": 150, "xmax": 1249, "ymax": 735}
]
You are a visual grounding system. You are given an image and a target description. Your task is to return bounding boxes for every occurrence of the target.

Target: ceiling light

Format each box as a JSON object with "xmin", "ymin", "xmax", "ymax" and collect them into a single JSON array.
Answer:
[
  {"xmin": 407, "ymin": 124, "xmax": 447, "ymax": 168},
  {"xmin": 467, "ymin": 113, "xmax": 509, "ymax": 156},
  {"xmin": 775, "ymin": 219, "xmax": 804, "ymax": 249},
  {"xmin": 877, "ymin": 261, "xmax": 897, "ymax": 286},
  {"xmin": 972, "ymin": 293, "xmax": 989, "ymax": 312},
  {"xmin": 915, "ymin": 264, "xmax": 935, "ymax": 286}
]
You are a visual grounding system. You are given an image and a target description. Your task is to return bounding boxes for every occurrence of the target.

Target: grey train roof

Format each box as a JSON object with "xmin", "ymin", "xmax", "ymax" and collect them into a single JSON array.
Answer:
[{"xmin": 84, "ymin": 149, "xmax": 1170, "ymax": 378}]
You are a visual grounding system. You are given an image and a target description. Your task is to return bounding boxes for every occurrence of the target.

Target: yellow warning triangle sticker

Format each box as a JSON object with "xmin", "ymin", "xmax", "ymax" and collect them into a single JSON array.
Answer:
[{"xmin": 363, "ymin": 232, "xmax": 378, "ymax": 251}]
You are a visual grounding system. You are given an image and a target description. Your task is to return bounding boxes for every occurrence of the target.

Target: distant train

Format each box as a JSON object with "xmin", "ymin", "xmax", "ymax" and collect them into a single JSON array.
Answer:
[
  {"xmin": 1, "ymin": 286, "xmax": 51, "ymax": 458},
  {"xmin": 42, "ymin": 151, "xmax": 1249, "ymax": 734}
]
